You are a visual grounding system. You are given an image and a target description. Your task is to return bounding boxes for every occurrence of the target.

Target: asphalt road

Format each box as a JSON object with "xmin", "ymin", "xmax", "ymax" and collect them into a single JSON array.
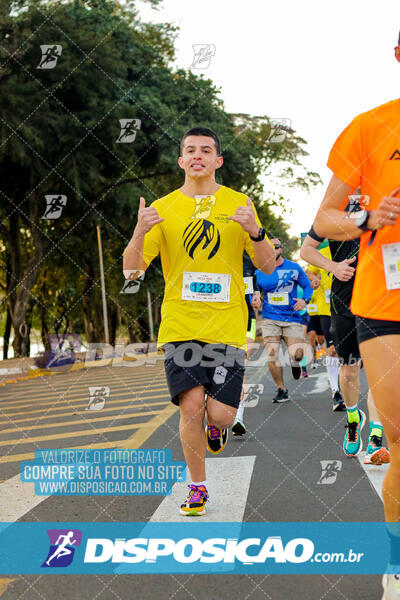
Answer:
[{"xmin": 0, "ymin": 357, "xmax": 386, "ymax": 600}]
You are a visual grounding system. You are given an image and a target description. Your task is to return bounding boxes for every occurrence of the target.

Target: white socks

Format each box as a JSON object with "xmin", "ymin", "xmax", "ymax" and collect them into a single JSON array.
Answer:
[
  {"xmin": 325, "ymin": 356, "xmax": 340, "ymax": 393},
  {"xmin": 236, "ymin": 402, "xmax": 245, "ymax": 422}
]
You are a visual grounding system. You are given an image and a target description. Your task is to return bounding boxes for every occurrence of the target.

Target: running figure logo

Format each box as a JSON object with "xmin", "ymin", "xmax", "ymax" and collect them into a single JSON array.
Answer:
[
  {"xmin": 183, "ymin": 219, "xmax": 221, "ymax": 260},
  {"xmin": 268, "ymin": 118, "xmax": 291, "ymax": 144},
  {"xmin": 190, "ymin": 44, "xmax": 216, "ymax": 69},
  {"xmin": 317, "ymin": 460, "xmax": 342, "ymax": 485},
  {"xmin": 37, "ymin": 45, "xmax": 62, "ymax": 69},
  {"xmin": 191, "ymin": 195, "xmax": 216, "ymax": 219},
  {"xmin": 346, "ymin": 194, "xmax": 370, "ymax": 218},
  {"xmin": 116, "ymin": 119, "xmax": 141, "ymax": 143},
  {"xmin": 243, "ymin": 383, "xmax": 264, "ymax": 407},
  {"xmin": 120, "ymin": 271, "xmax": 145, "ymax": 294},
  {"xmin": 275, "ymin": 270, "xmax": 297, "ymax": 293},
  {"xmin": 86, "ymin": 386, "xmax": 110, "ymax": 411},
  {"xmin": 42, "ymin": 195, "xmax": 67, "ymax": 219},
  {"xmin": 42, "ymin": 529, "xmax": 82, "ymax": 567}
]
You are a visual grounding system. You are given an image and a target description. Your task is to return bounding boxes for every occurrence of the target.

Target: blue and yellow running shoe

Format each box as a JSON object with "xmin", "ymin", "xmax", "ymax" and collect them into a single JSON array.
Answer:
[
  {"xmin": 343, "ymin": 409, "xmax": 366, "ymax": 457},
  {"xmin": 180, "ymin": 484, "xmax": 208, "ymax": 516}
]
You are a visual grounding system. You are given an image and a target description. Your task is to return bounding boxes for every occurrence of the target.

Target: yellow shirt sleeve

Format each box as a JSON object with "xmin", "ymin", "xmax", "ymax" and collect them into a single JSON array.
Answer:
[{"xmin": 142, "ymin": 223, "xmax": 162, "ymax": 267}]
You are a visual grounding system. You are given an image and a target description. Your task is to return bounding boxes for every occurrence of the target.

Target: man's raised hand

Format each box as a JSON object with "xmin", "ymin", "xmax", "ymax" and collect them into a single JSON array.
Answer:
[
  {"xmin": 229, "ymin": 198, "xmax": 259, "ymax": 236},
  {"xmin": 137, "ymin": 197, "xmax": 164, "ymax": 234}
]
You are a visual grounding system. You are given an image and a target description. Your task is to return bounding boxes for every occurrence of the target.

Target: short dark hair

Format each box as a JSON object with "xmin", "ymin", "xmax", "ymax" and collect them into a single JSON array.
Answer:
[{"xmin": 180, "ymin": 127, "xmax": 221, "ymax": 155}]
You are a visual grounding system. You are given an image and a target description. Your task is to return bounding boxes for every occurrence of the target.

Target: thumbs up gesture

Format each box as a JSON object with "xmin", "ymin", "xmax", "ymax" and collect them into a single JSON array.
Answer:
[
  {"xmin": 332, "ymin": 256, "xmax": 357, "ymax": 281},
  {"xmin": 136, "ymin": 197, "xmax": 164, "ymax": 234},
  {"xmin": 229, "ymin": 197, "xmax": 259, "ymax": 236}
]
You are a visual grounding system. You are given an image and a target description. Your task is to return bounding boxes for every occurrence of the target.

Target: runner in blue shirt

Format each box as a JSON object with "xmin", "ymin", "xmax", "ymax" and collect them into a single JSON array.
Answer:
[{"xmin": 252, "ymin": 237, "xmax": 313, "ymax": 402}]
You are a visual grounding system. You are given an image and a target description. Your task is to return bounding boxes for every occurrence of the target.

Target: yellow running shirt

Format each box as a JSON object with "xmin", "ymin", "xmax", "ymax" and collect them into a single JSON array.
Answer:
[
  {"xmin": 307, "ymin": 246, "xmax": 332, "ymax": 316},
  {"xmin": 140, "ymin": 186, "xmax": 265, "ymax": 349}
]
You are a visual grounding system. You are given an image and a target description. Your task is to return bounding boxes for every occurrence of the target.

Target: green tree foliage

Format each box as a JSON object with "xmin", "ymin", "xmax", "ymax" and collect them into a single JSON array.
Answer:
[{"xmin": 0, "ymin": 0, "xmax": 321, "ymax": 356}]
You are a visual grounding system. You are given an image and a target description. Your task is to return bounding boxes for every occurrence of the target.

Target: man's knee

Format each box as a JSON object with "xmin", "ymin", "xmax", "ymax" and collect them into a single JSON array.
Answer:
[
  {"xmin": 341, "ymin": 365, "xmax": 359, "ymax": 383},
  {"xmin": 179, "ymin": 391, "xmax": 205, "ymax": 422},
  {"xmin": 264, "ymin": 341, "xmax": 280, "ymax": 363},
  {"xmin": 288, "ymin": 341, "xmax": 305, "ymax": 362},
  {"xmin": 212, "ymin": 413, "xmax": 236, "ymax": 429},
  {"xmin": 207, "ymin": 403, "xmax": 236, "ymax": 429}
]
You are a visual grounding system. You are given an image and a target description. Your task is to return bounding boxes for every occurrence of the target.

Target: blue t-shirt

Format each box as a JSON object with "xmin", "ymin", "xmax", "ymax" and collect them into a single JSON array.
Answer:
[{"xmin": 256, "ymin": 258, "xmax": 313, "ymax": 323}]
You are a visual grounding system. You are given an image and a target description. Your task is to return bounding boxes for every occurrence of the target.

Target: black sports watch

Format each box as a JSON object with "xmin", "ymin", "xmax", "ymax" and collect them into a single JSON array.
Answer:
[
  {"xmin": 354, "ymin": 210, "xmax": 372, "ymax": 232},
  {"xmin": 250, "ymin": 227, "xmax": 266, "ymax": 242}
]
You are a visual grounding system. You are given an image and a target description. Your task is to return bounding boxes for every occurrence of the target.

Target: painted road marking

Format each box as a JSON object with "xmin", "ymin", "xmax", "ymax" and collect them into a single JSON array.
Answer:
[
  {"xmin": 115, "ymin": 455, "xmax": 255, "ymax": 576},
  {"xmin": 0, "ymin": 392, "xmax": 169, "ymax": 418},
  {"xmin": 0, "ymin": 408, "xmax": 166, "ymax": 433},
  {"xmin": 0, "ymin": 384, "xmax": 168, "ymax": 410},
  {"xmin": 0, "ymin": 476, "xmax": 47, "ymax": 522},
  {"xmin": 0, "ymin": 405, "xmax": 178, "ymax": 524},
  {"xmin": 308, "ymin": 372, "xmax": 330, "ymax": 395},
  {"xmin": 150, "ymin": 455, "xmax": 256, "ymax": 522},
  {"xmin": 0, "ymin": 398, "xmax": 170, "ymax": 425},
  {"xmin": 358, "ymin": 452, "xmax": 389, "ymax": 502},
  {"xmin": 0, "ymin": 403, "xmax": 177, "ymax": 464}
]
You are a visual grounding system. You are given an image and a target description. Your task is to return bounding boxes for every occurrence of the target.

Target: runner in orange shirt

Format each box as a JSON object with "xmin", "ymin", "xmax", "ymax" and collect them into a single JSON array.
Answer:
[{"xmin": 313, "ymin": 37, "xmax": 400, "ymax": 600}]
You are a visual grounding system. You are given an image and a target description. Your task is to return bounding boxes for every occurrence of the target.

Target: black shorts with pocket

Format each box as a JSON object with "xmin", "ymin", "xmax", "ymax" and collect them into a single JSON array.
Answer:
[{"xmin": 163, "ymin": 340, "xmax": 245, "ymax": 409}]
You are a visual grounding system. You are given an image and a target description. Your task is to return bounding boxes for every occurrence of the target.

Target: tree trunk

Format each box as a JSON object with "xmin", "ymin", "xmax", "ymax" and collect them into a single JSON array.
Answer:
[
  {"xmin": 2, "ymin": 306, "xmax": 12, "ymax": 360},
  {"xmin": 109, "ymin": 304, "xmax": 119, "ymax": 346},
  {"xmin": 82, "ymin": 262, "xmax": 96, "ymax": 343},
  {"xmin": 9, "ymin": 199, "xmax": 46, "ymax": 357},
  {"xmin": 40, "ymin": 278, "xmax": 50, "ymax": 351}
]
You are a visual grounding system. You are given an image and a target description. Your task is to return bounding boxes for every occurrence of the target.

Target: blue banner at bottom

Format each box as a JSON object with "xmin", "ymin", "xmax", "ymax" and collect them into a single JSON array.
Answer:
[{"xmin": 0, "ymin": 522, "xmax": 397, "ymax": 574}]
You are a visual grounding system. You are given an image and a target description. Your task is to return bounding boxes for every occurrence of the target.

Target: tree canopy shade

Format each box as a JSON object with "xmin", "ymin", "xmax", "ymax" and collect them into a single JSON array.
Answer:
[{"xmin": 0, "ymin": 0, "xmax": 321, "ymax": 357}]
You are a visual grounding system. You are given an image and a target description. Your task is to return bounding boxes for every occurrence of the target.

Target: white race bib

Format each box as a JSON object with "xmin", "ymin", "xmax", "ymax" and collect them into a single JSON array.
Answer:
[
  {"xmin": 267, "ymin": 292, "xmax": 289, "ymax": 305},
  {"xmin": 182, "ymin": 272, "xmax": 231, "ymax": 302},
  {"xmin": 382, "ymin": 243, "xmax": 400, "ymax": 290},
  {"xmin": 244, "ymin": 276, "xmax": 254, "ymax": 295},
  {"xmin": 307, "ymin": 303, "xmax": 318, "ymax": 315},
  {"xmin": 325, "ymin": 289, "xmax": 331, "ymax": 303}
]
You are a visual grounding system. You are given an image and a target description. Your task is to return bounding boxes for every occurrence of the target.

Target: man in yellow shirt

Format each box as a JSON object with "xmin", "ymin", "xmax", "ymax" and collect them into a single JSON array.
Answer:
[{"xmin": 123, "ymin": 127, "xmax": 275, "ymax": 516}]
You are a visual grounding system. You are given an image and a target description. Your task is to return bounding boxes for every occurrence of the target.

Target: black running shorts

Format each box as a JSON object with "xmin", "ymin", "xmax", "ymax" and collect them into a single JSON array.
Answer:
[
  {"xmin": 330, "ymin": 313, "xmax": 361, "ymax": 364},
  {"xmin": 319, "ymin": 315, "xmax": 334, "ymax": 347},
  {"xmin": 356, "ymin": 317, "xmax": 400, "ymax": 344},
  {"xmin": 163, "ymin": 340, "xmax": 245, "ymax": 408},
  {"xmin": 307, "ymin": 315, "xmax": 323, "ymax": 336}
]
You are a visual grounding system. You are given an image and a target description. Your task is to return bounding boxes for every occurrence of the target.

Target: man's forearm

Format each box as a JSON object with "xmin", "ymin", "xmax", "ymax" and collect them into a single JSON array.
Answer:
[
  {"xmin": 300, "ymin": 245, "xmax": 334, "ymax": 272},
  {"xmin": 314, "ymin": 207, "xmax": 363, "ymax": 241},
  {"xmin": 252, "ymin": 240, "xmax": 275, "ymax": 274},
  {"xmin": 123, "ymin": 228, "xmax": 148, "ymax": 277}
]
